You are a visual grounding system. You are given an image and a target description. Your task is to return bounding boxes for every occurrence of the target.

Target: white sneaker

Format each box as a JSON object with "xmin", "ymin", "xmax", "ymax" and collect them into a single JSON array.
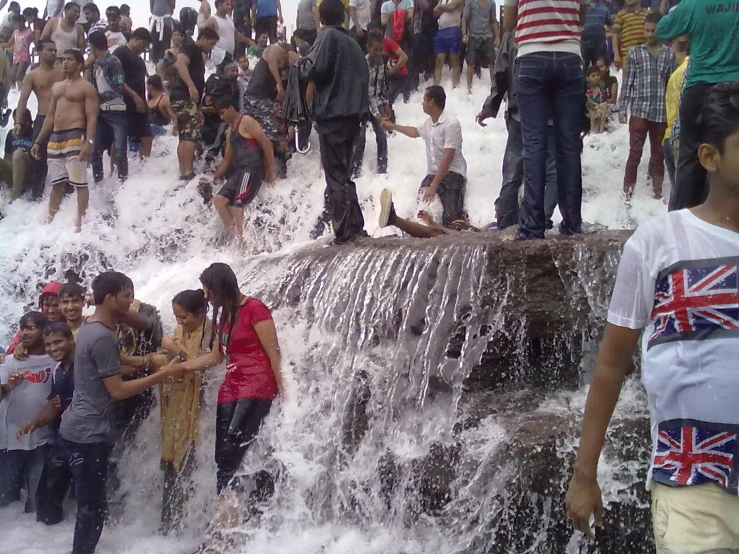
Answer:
[{"xmin": 379, "ymin": 188, "xmax": 393, "ymax": 228}]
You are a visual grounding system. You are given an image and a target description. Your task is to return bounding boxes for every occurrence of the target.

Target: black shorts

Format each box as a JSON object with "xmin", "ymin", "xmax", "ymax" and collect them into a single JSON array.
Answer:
[
  {"xmin": 127, "ymin": 109, "xmax": 152, "ymax": 140},
  {"xmin": 255, "ymin": 15, "xmax": 278, "ymax": 42},
  {"xmin": 217, "ymin": 169, "xmax": 264, "ymax": 207},
  {"xmin": 465, "ymin": 36, "xmax": 496, "ymax": 67}
]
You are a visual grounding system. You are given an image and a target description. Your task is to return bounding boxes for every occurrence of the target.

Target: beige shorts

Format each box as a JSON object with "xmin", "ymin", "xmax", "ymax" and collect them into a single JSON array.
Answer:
[{"xmin": 652, "ymin": 482, "xmax": 739, "ymax": 554}]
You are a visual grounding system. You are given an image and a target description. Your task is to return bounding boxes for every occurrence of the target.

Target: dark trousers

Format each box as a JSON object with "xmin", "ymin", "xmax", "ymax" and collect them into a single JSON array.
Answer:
[
  {"xmin": 150, "ymin": 19, "xmax": 173, "ymax": 64},
  {"xmin": 31, "ymin": 115, "xmax": 48, "ymax": 200},
  {"xmin": 92, "ymin": 110, "xmax": 128, "ymax": 183},
  {"xmin": 516, "ymin": 52, "xmax": 583, "ymax": 238},
  {"xmin": 350, "ymin": 27, "xmax": 367, "ymax": 52},
  {"xmin": 233, "ymin": 7, "xmax": 251, "ymax": 57},
  {"xmin": 581, "ymin": 39, "xmax": 608, "ymax": 68},
  {"xmin": 316, "ymin": 116, "xmax": 366, "ymax": 242},
  {"xmin": 63, "ymin": 440, "xmax": 110, "ymax": 554},
  {"xmin": 36, "ymin": 445, "xmax": 73, "ymax": 525},
  {"xmin": 498, "ymin": 116, "xmax": 557, "ymax": 230},
  {"xmin": 669, "ymin": 82, "xmax": 713, "ymax": 210},
  {"xmin": 663, "ymin": 137, "xmax": 676, "ymax": 189},
  {"xmin": 215, "ymin": 399, "xmax": 272, "ymax": 494},
  {"xmin": 0, "ymin": 446, "xmax": 50, "ymax": 512},
  {"xmin": 387, "ymin": 73, "xmax": 411, "ymax": 106},
  {"xmin": 352, "ymin": 114, "xmax": 388, "ymax": 176},
  {"xmin": 623, "ymin": 116, "xmax": 666, "ymax": 198},
  {"xmin": 419, "ymin": 172, "xmax": 466, "ymax": 227},
  {"xmin": 255, "ymin": 15, "xmax": 278, "ymax": 44}
]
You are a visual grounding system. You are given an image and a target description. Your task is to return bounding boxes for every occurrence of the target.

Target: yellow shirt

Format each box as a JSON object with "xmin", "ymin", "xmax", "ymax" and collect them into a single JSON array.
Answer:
[
  {"xmin": 613, "ymin": 8, "xmax": 651, "ymax": 58},
  {"xmin": 664, "ymin": 56, "xmax": 688, "ymax": 142}
]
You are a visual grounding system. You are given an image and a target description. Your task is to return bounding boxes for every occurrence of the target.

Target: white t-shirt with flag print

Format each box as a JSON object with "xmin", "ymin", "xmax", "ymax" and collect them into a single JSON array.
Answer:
[{"xmin": 608, "ymin": 209, "xmax": 739, "ymax": 494}]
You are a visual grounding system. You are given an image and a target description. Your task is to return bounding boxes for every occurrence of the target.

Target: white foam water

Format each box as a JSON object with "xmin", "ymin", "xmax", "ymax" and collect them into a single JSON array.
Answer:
[{"xmin": 0, "ymin": 51, "xmax": 657, "ymax": 553}]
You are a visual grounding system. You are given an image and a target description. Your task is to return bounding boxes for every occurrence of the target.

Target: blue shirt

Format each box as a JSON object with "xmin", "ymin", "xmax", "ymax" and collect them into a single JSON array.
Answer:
[
  {"xmin": 381, "ymin": 0, "xmax": 413, "ymax": 15},
  {"xmin": 256, "ymin": 0, "xmax": 278, "ymax": 18},
  {"xmin": 582, "ymin": 1, "xmax": 613, "ymax": 43}
]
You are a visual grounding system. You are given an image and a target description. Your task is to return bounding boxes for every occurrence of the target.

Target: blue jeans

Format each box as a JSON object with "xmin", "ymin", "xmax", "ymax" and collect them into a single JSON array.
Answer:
[
  {"xmin": 498, "ymin": 116, "xmax": 557, "ymax": 230},
  {"xmin": 0, "ymin": 446, "xmax": 50, "ymax": 512},
  {"xmin": 63, "ymin": 440, "xmax": 110, "ymax": 554},
  {"xmin": 516, "ymin": 52, "xmax": 584, "ymax": 238},
  {"xmin": 92, "ymin": 110, "xmax": 128, "ymax": 183}
]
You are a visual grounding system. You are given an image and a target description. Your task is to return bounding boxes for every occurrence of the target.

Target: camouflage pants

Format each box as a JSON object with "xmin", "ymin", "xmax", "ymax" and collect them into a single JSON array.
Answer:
[{"xmin": 171, "ymin": 100, "xmax": 201, "ymax": 142}]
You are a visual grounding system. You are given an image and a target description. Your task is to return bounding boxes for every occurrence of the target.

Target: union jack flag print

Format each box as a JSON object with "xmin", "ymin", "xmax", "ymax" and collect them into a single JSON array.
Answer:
[
  {"xmin": 649, "ymin": 262, "xmax": 739, "ymax": 348},
  {"xmin": 653, "ymin": 425, "xmax": 736, "ymax": 491}
]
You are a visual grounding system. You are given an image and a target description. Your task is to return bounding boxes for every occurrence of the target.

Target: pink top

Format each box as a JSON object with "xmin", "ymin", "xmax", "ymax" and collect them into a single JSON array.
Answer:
[{"xmin": 11, "ymin": 28, "xmax": 34, "ymax": 64}]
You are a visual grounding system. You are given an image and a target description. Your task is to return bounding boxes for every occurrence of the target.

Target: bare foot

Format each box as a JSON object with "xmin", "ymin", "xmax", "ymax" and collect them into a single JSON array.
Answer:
[{"xmin": 417, "ymin": 210, "xmax": 434, "ymax": 225}]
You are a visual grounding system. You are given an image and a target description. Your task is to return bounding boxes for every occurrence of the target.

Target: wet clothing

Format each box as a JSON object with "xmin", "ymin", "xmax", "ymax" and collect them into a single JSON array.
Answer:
[
  {"xmin": 149, "ymin": 96, "xmax": 170, "ymax": 127},
  {"xmin": 114, "ymin": 45, "xmax": 152, "ymax": 141},
  {"xmin": 218, "ymin": 299, "xmax": 277, "ymax": 403},
  {"xmin": 170, "ymin": 41, "xmax": 206, "ymax": 102},
  {"xmin": 171, "ymin": 99, "xmax": 201, "ymax": 142},
  {"xmin": 419, "ymin": 173, "xmax": 466, "ymax": 228},
  {"xmin": 246, "ymin": 58, "xmax": 279, "ymax": 100},
  {"xmin": 217, "ymin": 118, "xmax": 266, "ymax": 207},
  {"xmin": 215, "ymin": 398, "xmax": 272, "ymax": 492},
  {"xmin": 31, "ymin": 115, "xmax": 48, "ymax": 200},
  {"xmin": 47, "ymin": 128, "xmax": 89, "ymax": 188},
  {"xmin": 212, "ymin": 14, "xmax": 236, "ymax": 66},
  {"xmin": 298, "ymin": 26, "xmax": 369, "ymax": 122},
  {"xmin": 50, "ymin": 20, "xmax": 79, "ymax": 54}
]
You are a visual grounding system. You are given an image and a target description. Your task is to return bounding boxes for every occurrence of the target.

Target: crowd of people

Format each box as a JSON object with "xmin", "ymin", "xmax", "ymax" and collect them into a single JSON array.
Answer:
[{"xmin": 0, "ymin": 0, "xmax": 738, "ymax": 550}]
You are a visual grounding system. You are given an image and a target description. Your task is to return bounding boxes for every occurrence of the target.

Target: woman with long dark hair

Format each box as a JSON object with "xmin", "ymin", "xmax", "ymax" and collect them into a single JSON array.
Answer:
[
  {"xmin": 154, "ymin": 289, "xmax": 212, "ymax": 532},
  {"xmin": 168, "ymin": 263, "xmax": 282, "ymax": 528}
]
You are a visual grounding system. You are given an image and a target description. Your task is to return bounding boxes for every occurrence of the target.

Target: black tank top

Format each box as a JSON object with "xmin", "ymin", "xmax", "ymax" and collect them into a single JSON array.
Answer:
[
  {"xmin": 230, "ymin": 117, "xmax": 264, "ymax": 174},
  {"xmin": 149, "ymin": 96, "xmax": 170, "ymax": 127},
  {"xmin": 245, "ymin": 58, "xmax": 278, "ymax": 101}
]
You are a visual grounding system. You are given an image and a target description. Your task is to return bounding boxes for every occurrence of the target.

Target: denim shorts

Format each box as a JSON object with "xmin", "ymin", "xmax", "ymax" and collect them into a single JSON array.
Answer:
[{"xmin": 434, "ymin": 26, "xmax": 461, "ymax": 56}]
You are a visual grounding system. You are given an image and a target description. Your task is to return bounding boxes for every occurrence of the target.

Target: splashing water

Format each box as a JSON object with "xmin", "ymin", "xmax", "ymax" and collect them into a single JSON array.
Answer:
[{"xmin": 0, "ymin": 66, "xmax": 656, "ymax": 553}]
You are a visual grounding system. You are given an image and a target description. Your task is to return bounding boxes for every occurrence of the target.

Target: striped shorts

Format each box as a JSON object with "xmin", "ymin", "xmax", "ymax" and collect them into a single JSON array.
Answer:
[
  {"xmin": 217, "ymin": 169, "xmax": 264, "ymax": 207},
  {"xmin": 47, "ymin": 128, "xmax": 88, "ymax": 188}
]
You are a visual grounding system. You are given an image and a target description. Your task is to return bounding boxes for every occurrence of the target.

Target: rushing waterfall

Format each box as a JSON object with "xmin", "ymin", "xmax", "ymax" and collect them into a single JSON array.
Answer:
[{"xmin": 0, "ymin": 77, "xmax": 660, "ymax": 553}]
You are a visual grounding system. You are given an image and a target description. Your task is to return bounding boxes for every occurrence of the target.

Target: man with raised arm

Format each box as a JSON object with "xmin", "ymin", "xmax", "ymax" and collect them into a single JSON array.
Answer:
[
  {"xmin": 30, "ymin": 49, "xmax": 97, "ymax": 232},
  {"xmin": 15, "ymin": 39, "xmax": 64, "ymax": 200}
]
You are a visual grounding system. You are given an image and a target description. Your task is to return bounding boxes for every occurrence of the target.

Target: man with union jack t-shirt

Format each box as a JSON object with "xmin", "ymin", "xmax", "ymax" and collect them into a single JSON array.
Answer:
[{"xmin": 566, "ymin": 83, "xmax": 739, "ymax": 553}]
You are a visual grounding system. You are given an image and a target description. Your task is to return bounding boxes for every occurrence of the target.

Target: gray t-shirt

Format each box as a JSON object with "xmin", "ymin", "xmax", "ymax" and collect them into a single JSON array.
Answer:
[
  {"xmin": 296, "ymin": 0, "xmax": 318, "ymax": 30},
  {"xmin": 0, "ymin": 355, "xmax": 55, "ymax": 450},
  {"xmin": 59, "ymin": 321, "xmax": 121, "ymax": 444},
  {"xmin": 152, "ymin": 0, "xmax": 174, "ymax": 17}
]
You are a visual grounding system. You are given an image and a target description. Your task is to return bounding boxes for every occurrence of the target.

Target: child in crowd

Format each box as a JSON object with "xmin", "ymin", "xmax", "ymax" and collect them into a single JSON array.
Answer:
[
  {"xmin": 0, "ymin": 108, "xmax": 33, "ymax": 201},
  {"xmin": 237, "ymin": 55, "xmax": 250, "ymax": 78},
  {"xmin": 586, "ymin": 66, "xmax": 608, "ymax": 134},
  {"xmin": 9, "ymin": 13, "xmax": 33, "ymax": 87}
]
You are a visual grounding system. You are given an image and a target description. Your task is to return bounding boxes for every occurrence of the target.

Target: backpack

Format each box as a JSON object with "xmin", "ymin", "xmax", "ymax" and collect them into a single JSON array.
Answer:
[
  {"xmin": 391, "ymin": 8, "xmax": 406, "ymax": 42},
  {"xmin": 179, "ymin": 7, "xmax": 197, "ymax": 34}
]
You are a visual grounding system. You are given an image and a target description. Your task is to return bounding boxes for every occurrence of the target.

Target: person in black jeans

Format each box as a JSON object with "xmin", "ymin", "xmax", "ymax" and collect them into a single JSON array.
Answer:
[
  {"xmin": 57, "ymin": 272, "xmax": 182, "ymax": 554},
  {"xmin": 299, "ymin": 0, "xmax": 370, "ymax": 244}
]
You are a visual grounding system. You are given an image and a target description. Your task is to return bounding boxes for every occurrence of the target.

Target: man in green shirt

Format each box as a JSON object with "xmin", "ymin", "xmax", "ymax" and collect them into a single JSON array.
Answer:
[{"xmin": 657, "ymin": 0, "xmax": 739, "ymax": 211}]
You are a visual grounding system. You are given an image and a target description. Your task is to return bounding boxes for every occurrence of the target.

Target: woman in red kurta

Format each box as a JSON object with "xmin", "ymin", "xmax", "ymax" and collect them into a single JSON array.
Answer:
[{"xmin": 170, "ymin": 262, "xmax": 283, "ymax": 495}]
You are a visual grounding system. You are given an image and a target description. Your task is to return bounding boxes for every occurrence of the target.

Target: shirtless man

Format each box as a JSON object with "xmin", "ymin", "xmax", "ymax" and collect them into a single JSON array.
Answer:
[
  {"xmin": 31, "ymin": 49, "xmax": 98, "ymax": 232},
  {"xmin": 209, "ymin": 96, "xmax": 276, "ymax": 243},
  {"xmin": 40, "ymin": 3, "xmax": 86, "ymax": 54},
  {"xmin": 15, "ymin": 40, "xmax": 65, "ymax": 200}
]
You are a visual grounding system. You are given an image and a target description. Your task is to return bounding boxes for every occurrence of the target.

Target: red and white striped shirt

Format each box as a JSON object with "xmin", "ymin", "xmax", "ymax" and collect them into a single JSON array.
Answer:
[{"xmin": 504, "ymin": 0, "xmax": 587, "ymax": 57}]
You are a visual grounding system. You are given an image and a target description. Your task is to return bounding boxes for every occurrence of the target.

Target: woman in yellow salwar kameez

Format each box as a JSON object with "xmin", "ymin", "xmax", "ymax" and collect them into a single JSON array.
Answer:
[{"xmin": 155, "ymin": 289, "xmax": 212, "ymax": 532}]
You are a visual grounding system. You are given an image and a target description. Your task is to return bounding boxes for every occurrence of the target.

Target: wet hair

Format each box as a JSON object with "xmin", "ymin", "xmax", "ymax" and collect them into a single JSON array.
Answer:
[
  {"xmin": 198, "ymin": 26, "xmax": 219, "ymax": 42},
  {"xmin": 120, "ymin": 3, "xmax": 130, "ymax": 15},
  {"xmin": 43, "ymin": 321, "xmax": 74, "ymax": 339},
  {"xmin": 697, "ymin": 82, "xmax": 739, "ymax": 155},
  {"xmin": 59, "ymin": 282, "xmax": 86, "ymax": 300},
  {"xmin": 586, "ymin": 65, "xmax": 600, "ymax": 77},
  {"xmin": 91, "ymin": 271, "xmax": 134, "ymax": 305},
  {"xmin": 172, "ymin": 289, "xmax": 209, "ymax": 317},
  {"xmin": 424, "ymin": 85, "xmax": 446, "ymax": 110},
  {"xmin": 147, "ymin": 74, "xmax": 164, "ymax": 90},
  {"xmin": 88, "ymin": 30, "xmax": 108, "ymax": 50},
  {"xmin": 64, "ymin": 48, "xmax": 85, "ymax": 64},
  {"xmin": 215, "ymin": 0, "xmax": 229, "ymax": 7},
  {"xmin": 13, "ymin": 108, "xmax": 32, "ymax": 123},
  {"xmin": 131, "ymin": 27, "xmax": 152, "ymax": 42},
  {"xmin": 11, "ymin": 13, "xmax": 24, "ymax": 24},
  {"xmin": 367, "ymin": 29, "xmax": 383, "ymax": 46},
  {"xmin": 644, "ymin": 12, "xmax": 661, "ymax": 25},
  {"xmin": 106, "ymin": 6, "xmax": 121, "ymax": 17},
  {"xmin": 22, "ymin": 7, "xmax": 35, "ymax": 17},
  {"xmin": 64, "ymin": 2, "xmax": 80, "ymax": 12},
  {"xmin": 8, "ymin": 1, "xmax": 20, "ymax": 12},
  {"xmin": 20, "ymin": 311, "xmax": 50, "ymax": 331},
  {"xmin": 319, "ymin": 0, "xmax": 346, "ymax": 26},
  {"xmin": 215, "ymin": 96, "xmax": 238, "ymax": 111},
  {"xmin": 200, "ymin": 263, "xmax": 241, "ymax": 350},
  {"xmin": 83, "ymin": 2, "xmax": 100, "ymax": 15},
  {"xmin": 172, "ymin": 23, "xmax": 184, "ymax": 35}
]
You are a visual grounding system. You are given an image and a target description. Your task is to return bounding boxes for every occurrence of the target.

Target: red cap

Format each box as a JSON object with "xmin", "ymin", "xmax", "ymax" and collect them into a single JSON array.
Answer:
[{"xmin": 38, "ymin": 281, "xmax": 63, "ymax": 307}]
